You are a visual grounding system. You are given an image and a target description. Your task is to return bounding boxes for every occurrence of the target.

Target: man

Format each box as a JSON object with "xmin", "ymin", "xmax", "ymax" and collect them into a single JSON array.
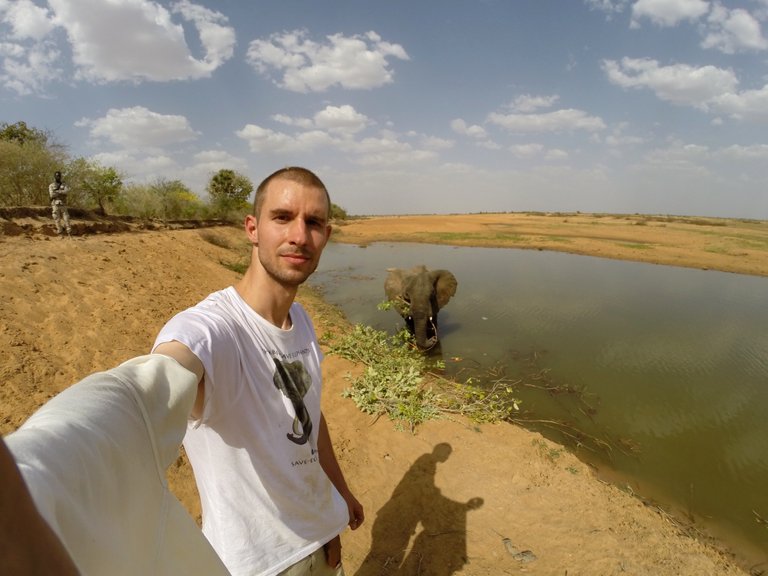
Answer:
[
  {"xmin": 49, "ymin": 170, "xmax": 72, "ymax": 237},
  {"xmin": 153, "ymin": 167, "xmax": 364, "ymax": 576}
]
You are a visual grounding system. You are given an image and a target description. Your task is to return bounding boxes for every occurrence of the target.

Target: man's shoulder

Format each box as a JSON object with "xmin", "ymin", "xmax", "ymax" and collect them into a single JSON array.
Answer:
[{"xmin": 178, "ymin": 288, "xmax": 237, "ymax": 320}]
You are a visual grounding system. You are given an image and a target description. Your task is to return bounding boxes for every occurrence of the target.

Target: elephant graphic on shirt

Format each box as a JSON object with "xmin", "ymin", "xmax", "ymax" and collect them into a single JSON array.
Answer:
[{"xmin": 272, "ymin": 358, "xmax": 313, "ymax": 445}]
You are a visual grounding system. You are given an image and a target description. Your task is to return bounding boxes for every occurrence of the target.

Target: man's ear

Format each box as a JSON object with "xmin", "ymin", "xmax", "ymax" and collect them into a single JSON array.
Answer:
[{"xmin": 245, "ymin": 214, "xmax": 258, "ymax": 246}]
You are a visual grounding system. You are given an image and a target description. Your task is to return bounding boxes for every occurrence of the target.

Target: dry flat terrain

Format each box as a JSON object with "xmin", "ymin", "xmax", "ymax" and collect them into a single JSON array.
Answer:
[
  {"xmin": 1, "ymin": 210, "xmax": 765, "ymax": 575},
  {"xmin": 333, "ymin": 212, "xmax": 768, "ymax": 278}
]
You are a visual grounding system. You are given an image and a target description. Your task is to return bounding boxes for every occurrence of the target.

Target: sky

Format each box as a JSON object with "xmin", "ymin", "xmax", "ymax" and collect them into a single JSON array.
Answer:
[{"xmin": 2, "ymin": 0, "xmax": 768, "ymax": 218}]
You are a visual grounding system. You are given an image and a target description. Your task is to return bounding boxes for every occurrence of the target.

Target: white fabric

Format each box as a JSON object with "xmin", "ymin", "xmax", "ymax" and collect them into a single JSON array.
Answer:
[
  {"xmin": 154, "ymin": 286, "xmax": 348, "ymax": 576},
  {"xmin": 5, "ymin": 355, "xmax": 230, "ymax": 576}
]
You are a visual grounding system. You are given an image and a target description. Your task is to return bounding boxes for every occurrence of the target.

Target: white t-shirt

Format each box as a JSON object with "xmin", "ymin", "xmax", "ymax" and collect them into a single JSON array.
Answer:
[{"xmin": 154, "ymin": 286, "xmax": 349, "ymax": 576}]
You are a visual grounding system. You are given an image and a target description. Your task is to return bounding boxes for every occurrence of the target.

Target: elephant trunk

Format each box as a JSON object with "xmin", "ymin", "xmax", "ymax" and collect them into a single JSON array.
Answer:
[{"xmin": 412, "ymin": 314, "xmax": 437, "ymax": 350}]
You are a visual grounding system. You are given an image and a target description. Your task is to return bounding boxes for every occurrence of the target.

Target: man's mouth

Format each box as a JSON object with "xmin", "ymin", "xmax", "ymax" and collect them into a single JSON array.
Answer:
[{"xmin": 281, "ymin": 251, "xmax": 311, "ymax": 263}]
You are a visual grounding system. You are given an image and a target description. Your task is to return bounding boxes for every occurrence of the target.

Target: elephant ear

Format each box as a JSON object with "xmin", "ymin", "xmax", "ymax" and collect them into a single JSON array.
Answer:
[
  {"xmin": 430, "ymin": 269, "xmax": 457, "ymax": 309},
  {"xmin": 384, "ymin": 268, "xmax": 410, "ymax": 316}
]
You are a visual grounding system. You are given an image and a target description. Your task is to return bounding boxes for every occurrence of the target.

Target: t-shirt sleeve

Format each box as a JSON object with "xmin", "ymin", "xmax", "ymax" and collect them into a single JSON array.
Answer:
[{"xmin": 153, "ymin": 309, "xmax": 239, "ymax": 425}]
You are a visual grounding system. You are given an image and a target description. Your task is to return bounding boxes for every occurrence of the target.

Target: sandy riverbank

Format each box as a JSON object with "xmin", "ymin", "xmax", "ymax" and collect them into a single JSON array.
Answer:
[{"xmin": 1, "ymin": 212, "xmax": 763, "ymax": 575}]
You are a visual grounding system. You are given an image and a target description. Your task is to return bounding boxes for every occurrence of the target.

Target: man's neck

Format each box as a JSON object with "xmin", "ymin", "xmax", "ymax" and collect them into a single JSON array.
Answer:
[{"xmin": 234, "ymin": 267, "xmax": 297, "ymax": 329}]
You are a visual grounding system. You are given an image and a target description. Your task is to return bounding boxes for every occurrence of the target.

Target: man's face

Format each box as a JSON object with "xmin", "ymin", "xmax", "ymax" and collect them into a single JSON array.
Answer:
[{"xmin": 248, "ymin": 177, "xmax": 332, "ymax": 287}]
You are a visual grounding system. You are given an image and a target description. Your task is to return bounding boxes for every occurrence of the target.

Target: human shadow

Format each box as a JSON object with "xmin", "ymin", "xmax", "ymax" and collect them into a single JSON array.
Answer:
[{"xmin": 356, "ymin": 443, "xmax": 483, "ymax": 576}]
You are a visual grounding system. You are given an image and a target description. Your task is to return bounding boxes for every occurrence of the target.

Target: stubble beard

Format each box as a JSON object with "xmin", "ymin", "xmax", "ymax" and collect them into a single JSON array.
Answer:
[{"xmin": 258, "ymin": 250, "xmax": 318, "ymax": 288}]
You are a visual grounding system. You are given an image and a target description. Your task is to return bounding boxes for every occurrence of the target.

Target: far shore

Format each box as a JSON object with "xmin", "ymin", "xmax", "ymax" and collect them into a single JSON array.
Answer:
[{"xmin": 331, "ymin": 212, "xmax": 768, "ymax": 278}]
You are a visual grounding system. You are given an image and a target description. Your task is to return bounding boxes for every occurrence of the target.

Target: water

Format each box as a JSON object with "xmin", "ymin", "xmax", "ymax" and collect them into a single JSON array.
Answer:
[{"xmin": 309, "ymin": 241, "xmax": 768, "ymax": 560}]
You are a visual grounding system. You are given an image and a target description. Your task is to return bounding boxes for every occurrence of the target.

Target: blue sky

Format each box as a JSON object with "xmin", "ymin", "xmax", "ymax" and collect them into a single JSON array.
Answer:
[{"xmin": 2, "ymin": 0, "xmax": 768, "ymax": 218}]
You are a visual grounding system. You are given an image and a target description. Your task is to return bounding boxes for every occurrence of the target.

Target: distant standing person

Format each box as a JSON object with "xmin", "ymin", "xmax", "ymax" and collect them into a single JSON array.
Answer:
[{"xmin": 49, "ymin": 171, "xmax": 71, "ymax": 238}]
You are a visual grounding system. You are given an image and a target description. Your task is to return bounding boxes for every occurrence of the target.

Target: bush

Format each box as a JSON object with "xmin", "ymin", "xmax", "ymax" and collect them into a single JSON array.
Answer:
[{"xmin": 328, "ymin": 323, "xmax": 523, "ymax": 432}]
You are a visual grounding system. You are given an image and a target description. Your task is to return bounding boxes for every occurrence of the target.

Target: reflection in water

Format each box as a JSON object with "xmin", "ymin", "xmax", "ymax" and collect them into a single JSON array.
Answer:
[
  {"xmin": 312, "ymin": 241, "xmax": 768, "ymax": 559},
  {"xmin": 357, "ymin": 443, "xmax": 482, "ymax": 576}
]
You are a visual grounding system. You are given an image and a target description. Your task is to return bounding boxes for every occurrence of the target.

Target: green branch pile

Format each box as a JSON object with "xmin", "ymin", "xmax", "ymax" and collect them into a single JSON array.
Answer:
[{"xmin": 328, "ymin": 324, "xmax": 522, "ymax": 432}]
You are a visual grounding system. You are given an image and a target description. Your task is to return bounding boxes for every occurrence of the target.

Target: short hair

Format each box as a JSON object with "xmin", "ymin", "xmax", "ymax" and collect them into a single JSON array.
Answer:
[{"xmin": 253, "ymin": 167, "xmax": 331, "ymax": 220}]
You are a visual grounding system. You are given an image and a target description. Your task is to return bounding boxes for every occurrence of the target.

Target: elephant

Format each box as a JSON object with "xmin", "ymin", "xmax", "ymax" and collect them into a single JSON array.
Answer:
[{"xmin": 384, "ymin": 265, "xmax": 458, "ymax": 350}]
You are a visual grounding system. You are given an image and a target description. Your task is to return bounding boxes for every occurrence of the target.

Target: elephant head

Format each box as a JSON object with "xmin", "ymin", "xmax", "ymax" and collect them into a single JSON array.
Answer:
[{"xmin": 384, "ymin": 265, "xmax": 458, "ymax": 350}]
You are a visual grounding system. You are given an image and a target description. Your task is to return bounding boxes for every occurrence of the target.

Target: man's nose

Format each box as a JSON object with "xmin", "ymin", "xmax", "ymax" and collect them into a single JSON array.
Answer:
[{"xmin": 287, "ymin": 219, "xmax": 309, "ymax": 244}]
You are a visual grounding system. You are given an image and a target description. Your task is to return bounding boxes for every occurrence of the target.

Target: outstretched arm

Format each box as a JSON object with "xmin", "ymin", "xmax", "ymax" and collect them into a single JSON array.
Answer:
[
  {"xmin": 0, "ymin": 437, "xmax": 80, "ymax": 575},
  {"xmin": 153, "ymin": 340, "xmax": 205, "ymax": 419}
]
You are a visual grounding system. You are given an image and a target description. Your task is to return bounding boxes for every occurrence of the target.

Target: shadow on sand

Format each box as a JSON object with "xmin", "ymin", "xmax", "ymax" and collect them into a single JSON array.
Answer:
[{"xmin": 355, "ymin": 443, "xmax": 483, "ymax": 576}]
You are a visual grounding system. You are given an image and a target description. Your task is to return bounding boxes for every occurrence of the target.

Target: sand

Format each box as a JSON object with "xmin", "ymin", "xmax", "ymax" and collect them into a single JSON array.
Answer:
[{"xmin": 1, "ymin": 210, "xmax": 762, "ymax": 575}]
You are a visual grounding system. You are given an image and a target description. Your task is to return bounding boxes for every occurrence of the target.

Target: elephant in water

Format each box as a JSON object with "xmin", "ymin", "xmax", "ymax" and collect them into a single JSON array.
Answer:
[{"xmin": 384, "ymin": 265, "xmax": 458, "ymax": 350}]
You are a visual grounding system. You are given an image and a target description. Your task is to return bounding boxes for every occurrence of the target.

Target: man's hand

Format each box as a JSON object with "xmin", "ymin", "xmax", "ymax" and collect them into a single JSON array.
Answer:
[{"xmin": 345, "ymin": 492, "xmax": 365, "ymax": 530}]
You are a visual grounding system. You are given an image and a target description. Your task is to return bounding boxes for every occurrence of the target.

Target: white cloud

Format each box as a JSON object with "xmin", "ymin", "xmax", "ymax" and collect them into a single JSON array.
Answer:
[
  {"xmin": 603, "ymin": 57, "xmax": 768, "ymax": 121},
  {"xmin": 271, "ymin": 114, "xmax": 314, "ymax": 130},
  {"xmin": 509, "ymin": 143, "xmax": 569, "ymax": 161},
  {"xmin": 270, "ymin": 105, "xmax": 370, "ymax": 135},
  {"xmin": 631, "ymin": 0, "xmax": 710, "ymax": 27},
  {"xmin": 236, "ymin": 125, "xmax": 336, "ymax": 154},
  {"xmin": 718, "ymin": 144, "xmax": 768, "ymax": 160},
  {"xmin": 420, "ymin": 135, "xmax": 454, "ymax": 150},
  {"xmin": 509, "ymin": 94, "xmax": 559, "ymax": 113},
  {"xmin": 2, "ymin": 0, "xmax": 55, "ymax": 40},
  {"xmin": 603, "ymin": 122, "xmax": 647, "ymax": 146},
  {"xmin": 605, "ymin": 133, "xmax": 646, "ymax": 146},
  {"xmin": 602, "ymin": 57, "xmax": 738, "ymax": 106},
  {"xmin": 246, "ymin": 29, "xmax": 409, "ymax": 92},
  {"xmin": 237, "ymin": 108, "xmax": 440, "ymax": 169},
  {"xmin": 450, "ymin": 118, "xmax": 487, "ymax": 139},
  {"xmin": 708, "ymin": 84, "xmax": 768, "ymax": 121},
  {"xmin": 89, "ymin": 150, "xmax": 178, "ymax": 181},
  {"xmin": 0, "ymin": 40, "xmax": 61, "ymax": 95},
  {"xmin": 702, "ymin": 5, "xmax": 768, "ymax": 53},
  {"xmin": 76, "ymin": 106, "xmax": 199, "ymax": 150},
  {"xmin": 545, "ymin": 148, "xmax": 569, "ymax": 161},
  {"xmin": 171, "ymin": 0, "xmax": 236, "ymax": 65},
  {"xmin": 510, "ymin": 143, "xmax": 545, "ymax": 157},
  {"xmin": 313, "ymin": 105, "xmax": 370, "ymax": 134},
  {"xmin": 585, "ymin": 0, "xmax": 631, "ymax": 18},
  {"xmin": 346, "ymin": 134, "xmax": 437, "ymax": 167},
  {"xmin": 643, "ymin": 141, "xmax": 710, "ymax": 164},
  {"xmin": 487, "ymin": 108, "xmax": 606, "ymax": 133},
  {"xmin": 50, "ymin": 0, "xmax": 234, "ymax": 83},
  {"xmin": 190, "ymin": 149, "xmax": 249, "ymax": 179},
  {"xmin": 0, "ymin": 0, "xmax": 61, "ymax": 94}
]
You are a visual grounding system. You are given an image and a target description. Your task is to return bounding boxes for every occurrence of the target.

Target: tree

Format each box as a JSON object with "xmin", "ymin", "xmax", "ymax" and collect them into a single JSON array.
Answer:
[
  {"xmin": 67, "ymin": 158, "xmax": 123, "ymax": 215},
  {"xmin": 330, "ymin": 203, "xmax": 348, "ymax": 220},
  {"xmin": 149, "ymin": 178, "xmax": 204, "ymax": 220},
  {"xmin": 0, "ymin": 140, "xmax": 62, "ymax": 206},
  {"xmin": 0, "ymin": 121, "xmax": 66, "ymax": 206},
  {"xmin": 206, "ymin": 169, "xmax": 253, "ymax": 218},
  {"xmin": 0, "ymin": 121, "xmax": 50, "ymax": 147}
]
